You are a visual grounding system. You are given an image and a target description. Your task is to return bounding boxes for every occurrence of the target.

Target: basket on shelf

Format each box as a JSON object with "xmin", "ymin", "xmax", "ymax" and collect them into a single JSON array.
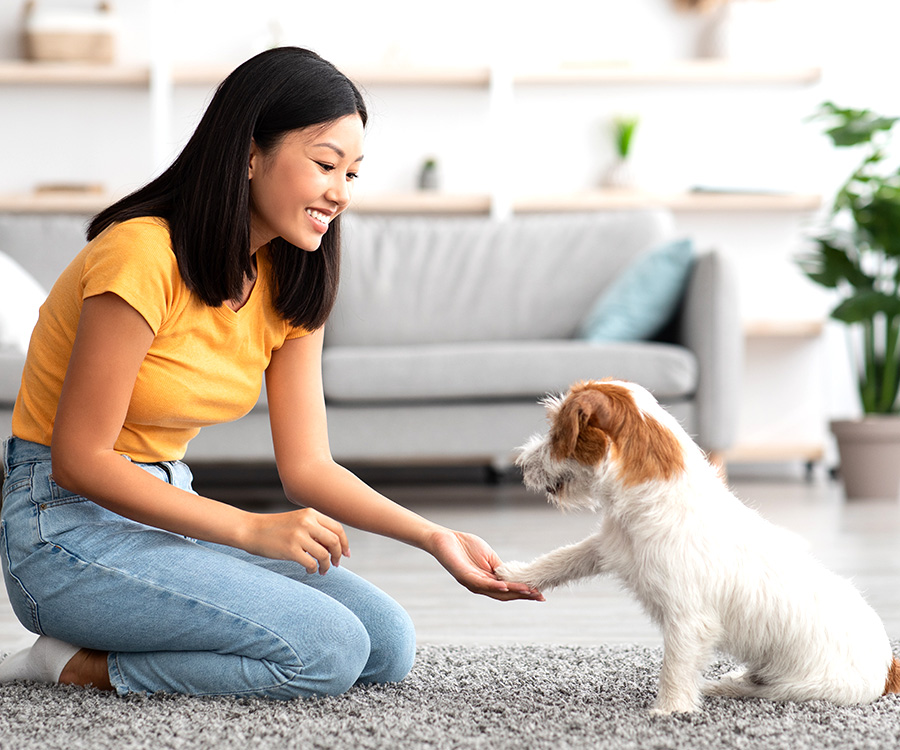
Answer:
[{"xmin": 22, "ymin": 1, "xmax": 118, "ymax": 64}]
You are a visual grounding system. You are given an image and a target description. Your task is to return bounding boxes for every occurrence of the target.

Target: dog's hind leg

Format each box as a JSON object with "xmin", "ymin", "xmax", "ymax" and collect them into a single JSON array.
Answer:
[
  {"xmin": 496, "ymin": 532, "xmax": 607, "ymax": 591},
  {"xmin": 701, "ymin": 668, "xmax": 759, "ymax": 698}
]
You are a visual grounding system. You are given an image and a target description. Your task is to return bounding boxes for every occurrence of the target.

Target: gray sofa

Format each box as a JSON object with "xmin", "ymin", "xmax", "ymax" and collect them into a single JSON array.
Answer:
[{"xmin": 0, "ymin": 209, "xmax": 741, "ymax": 469}]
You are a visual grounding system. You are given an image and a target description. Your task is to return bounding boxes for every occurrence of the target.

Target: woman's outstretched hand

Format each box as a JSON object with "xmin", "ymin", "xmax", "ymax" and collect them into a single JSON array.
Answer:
[{"xmin": 426, "ymin": 528, "xmax": 544, "ymax": 602}]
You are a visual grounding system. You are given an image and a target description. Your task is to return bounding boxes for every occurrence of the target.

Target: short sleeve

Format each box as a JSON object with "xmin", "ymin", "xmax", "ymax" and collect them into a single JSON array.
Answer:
[
  {"xmin": 81, "ymin": 219, "xmax": 178, "ymax": 335},
  {"xmin": 285, "ymin": 325, "xmax": 311, "ymax": 341}
]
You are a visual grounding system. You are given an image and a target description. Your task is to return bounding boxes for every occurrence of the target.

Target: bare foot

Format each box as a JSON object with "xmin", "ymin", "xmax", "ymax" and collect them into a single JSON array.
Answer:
[{"xmin": 58, "ymin": 649, "xmax": 113, "ymax": 691}]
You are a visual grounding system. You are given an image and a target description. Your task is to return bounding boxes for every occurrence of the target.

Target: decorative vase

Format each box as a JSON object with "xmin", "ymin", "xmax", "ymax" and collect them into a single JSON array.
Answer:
[
  {"xmin": 603, "ymin": 158, "xmax": 635, "ymax": 190},
  {"xmin": 699, "ymin": 1, "xmax": 780, "ymax": 62},
  {"xmin": 830, "ymin": 416, "xmax": 900, "ymax": 500},
  {"xmin": 418, "ymin": 158, "xmax": 439, "ymax": 191}
]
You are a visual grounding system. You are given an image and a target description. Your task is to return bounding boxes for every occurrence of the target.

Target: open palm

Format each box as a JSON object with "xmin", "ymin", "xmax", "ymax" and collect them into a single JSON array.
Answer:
[{"xmin": 429, "ymin": 529, "xmax": 544, "ymax": 602}]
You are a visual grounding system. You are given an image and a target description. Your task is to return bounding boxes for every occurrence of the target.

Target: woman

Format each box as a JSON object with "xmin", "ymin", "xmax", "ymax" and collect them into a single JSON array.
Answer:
[{"xmin": 0, "ymin": 47, "xmax": 541, "ymax": 699}]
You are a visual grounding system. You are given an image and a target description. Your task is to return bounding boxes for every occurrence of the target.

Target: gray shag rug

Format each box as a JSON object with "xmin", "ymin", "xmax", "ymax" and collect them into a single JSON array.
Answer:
[{"xmin": 2, "ymin": 643, "xmax": 899, "ymax": 750}]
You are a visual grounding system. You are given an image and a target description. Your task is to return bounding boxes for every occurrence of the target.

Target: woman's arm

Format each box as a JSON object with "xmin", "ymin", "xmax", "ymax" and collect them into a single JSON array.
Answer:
[
  {"xmin": 51, "ymin": 293, "xmax": 348, "ymax": 574},
  {"xmin": 266, "ymin": 329, "xmax": 543, "ymax": 601}
]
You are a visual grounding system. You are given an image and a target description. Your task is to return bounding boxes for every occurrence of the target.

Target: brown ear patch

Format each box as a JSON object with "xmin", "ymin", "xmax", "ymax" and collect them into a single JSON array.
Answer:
[
  {"xmin": 884, "ymin": 656, "xmax": 900, "ymax": 695},
  {"xmin": 550, "ymin": 380, "xmax": 685, "ymax": 486},
  {"xmin": 549, "ymin": 388, "xmax": 612, "ymax": 465}
]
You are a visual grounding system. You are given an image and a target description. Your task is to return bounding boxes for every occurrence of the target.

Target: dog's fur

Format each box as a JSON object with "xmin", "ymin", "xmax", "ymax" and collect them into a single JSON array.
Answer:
[{"xmin": 496, "ymin": 379, "xmax": 900, "ymax": 714}]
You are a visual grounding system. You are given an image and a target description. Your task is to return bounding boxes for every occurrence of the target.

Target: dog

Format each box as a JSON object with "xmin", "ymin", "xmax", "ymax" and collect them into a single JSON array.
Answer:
[{"xmin": 496, "ymin": 379, "xmax": 900, "ymax": 714}]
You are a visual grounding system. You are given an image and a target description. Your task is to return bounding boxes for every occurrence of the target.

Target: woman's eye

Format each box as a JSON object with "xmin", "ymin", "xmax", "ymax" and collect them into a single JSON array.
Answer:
[
  {"xmin": 317, "ymin": 162, "xmax": 335, "ymax": 172},
  {"xmin": 347, "ymin": 172, "xmax": 359, "ymax": 181}
]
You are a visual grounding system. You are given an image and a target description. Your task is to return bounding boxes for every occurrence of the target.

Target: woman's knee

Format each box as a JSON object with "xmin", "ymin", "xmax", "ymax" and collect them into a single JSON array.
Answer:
[
  {"xmin": 361, "ymin": 601, "xmax": 416, "ymax": 685},
  {"xmin": 279, "ymin": 614, "xmax": 372, "ymax": 699}
]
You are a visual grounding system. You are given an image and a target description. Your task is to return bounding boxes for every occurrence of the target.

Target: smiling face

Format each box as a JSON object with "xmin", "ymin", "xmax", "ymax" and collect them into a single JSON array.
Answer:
[{"xmin": 248, "ymin": 113, "xmax": 365, "ymax": 253}]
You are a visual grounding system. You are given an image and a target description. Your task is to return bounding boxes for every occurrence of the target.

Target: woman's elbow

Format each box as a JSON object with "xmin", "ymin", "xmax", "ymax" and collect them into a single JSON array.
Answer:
[
  {"xmin": 49, "ymin": 435, "xmax": 97, "ymax": 496},
  {"xmin": 278, "ymin": 455, "xmax": 341, "ymax": 505}
]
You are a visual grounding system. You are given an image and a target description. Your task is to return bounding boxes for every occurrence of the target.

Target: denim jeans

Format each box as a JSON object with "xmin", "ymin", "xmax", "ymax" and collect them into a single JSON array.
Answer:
[{"xmin": 0, "ymin": 437, "xmax": 416, "ymax": 699}]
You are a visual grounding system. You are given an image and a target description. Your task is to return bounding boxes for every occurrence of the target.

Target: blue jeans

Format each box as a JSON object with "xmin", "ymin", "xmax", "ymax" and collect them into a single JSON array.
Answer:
[{"xmin": 0, "ymin": 437, "xmax": 416, "ymax": 699}]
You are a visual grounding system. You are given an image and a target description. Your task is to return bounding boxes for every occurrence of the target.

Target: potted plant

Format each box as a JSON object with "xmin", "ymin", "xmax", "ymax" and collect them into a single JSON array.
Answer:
[
  {"xmin": 798, "ymin": 101, "xmax": 900, "ymax": 499},
  {"xmin": 603, "ymin": 115, "xmax": 639, "ymax": 190}
]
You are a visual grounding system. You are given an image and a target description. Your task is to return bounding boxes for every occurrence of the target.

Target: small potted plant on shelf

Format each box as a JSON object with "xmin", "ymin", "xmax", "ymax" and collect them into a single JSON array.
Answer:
[
  {"xmin": 603, "ymin": 115, "xmax": 639, "ymax": 190},
  {"xmin": 798, "ymin": 101, "xmax": 900, "ymax": 499}
]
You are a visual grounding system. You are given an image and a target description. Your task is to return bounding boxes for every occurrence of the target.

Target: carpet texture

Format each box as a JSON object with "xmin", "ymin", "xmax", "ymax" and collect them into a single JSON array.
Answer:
[{"xmin": 1, "ymin": 643, "xmax": 899, "ymax": 749}]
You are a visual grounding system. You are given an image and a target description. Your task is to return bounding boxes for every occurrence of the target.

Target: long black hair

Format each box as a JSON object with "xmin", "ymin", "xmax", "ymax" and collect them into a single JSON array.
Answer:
[{"xmin": 88, "ymin": 47, "xmax": 367, "ymax": 330}]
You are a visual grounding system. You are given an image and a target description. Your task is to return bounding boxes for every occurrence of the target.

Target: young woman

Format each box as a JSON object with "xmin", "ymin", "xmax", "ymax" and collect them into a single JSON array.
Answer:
[{"xmin": 0, "ymin": 47, "xmax": 541, "ymax": 700}]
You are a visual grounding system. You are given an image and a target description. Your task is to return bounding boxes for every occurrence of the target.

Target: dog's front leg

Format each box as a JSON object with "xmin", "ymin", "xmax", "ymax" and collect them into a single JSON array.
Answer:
[
  {"xmin": 496, "ymin": 533, "xmax": 606, "ymax": 591},
  {"xmin": 651, "ymin": 627, "xmax": 711, "ymax": 715}
]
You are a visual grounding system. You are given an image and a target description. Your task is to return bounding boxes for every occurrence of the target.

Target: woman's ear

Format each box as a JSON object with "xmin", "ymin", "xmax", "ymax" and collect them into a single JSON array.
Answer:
[{"xmin": 248, "ymin": 139, "xmax": 259, "ymax": 180}]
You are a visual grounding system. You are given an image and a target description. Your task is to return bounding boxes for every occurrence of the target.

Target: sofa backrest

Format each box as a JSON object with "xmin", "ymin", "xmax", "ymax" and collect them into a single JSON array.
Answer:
[
  {"xmin": 0, "ymin": 209, "xmax": 675, "ymax": 347},
  {"xmin": 0, "ymin": 213, "xmax": 92, "ymax": 292},
  {"xmin": 327, "ymin": 210, "xmax": 675, "ymax": 347}
]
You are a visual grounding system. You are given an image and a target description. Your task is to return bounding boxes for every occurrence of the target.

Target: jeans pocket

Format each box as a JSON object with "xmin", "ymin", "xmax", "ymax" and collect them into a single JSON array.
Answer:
[
  {"xmin": 46, "ymin": 475, "xmax": 90, "ymax": 507},
  {"xmin": 2, "ymin": 462, "xmax": 34, "ymax": 504},
  {"xmin": 36, "ymin": 476, "xmax": 93, "ymax": 545},
  {"xmin": 0, "ymin": 519, "xmax": 42, "ymax": 634}
]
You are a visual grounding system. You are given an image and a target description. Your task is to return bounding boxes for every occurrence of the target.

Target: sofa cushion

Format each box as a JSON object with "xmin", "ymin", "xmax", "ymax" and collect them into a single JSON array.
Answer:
[
  {"xmin": 577, "ymin": 237, "xmax": 694, "ymax": 342},
  {"xmin": 0, "ymin": 351, "xmax": 26, "ymax": 407},
  {"xmin": 328, "ymin": 210, "xmax": 675, "ymax": 347},
  {"xmin": 0, "ymin": 250, "xmax": 47, "ymax": 354},
  {"xmin": 322, "ymin": 340, "xmax": 697, "ymax": 404}
]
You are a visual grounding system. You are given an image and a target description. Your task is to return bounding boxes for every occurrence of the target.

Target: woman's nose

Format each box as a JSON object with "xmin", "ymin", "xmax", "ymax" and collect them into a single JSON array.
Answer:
[{"xmin": 325, "ymin": 176, "xmax": 352, "ymax": 208}]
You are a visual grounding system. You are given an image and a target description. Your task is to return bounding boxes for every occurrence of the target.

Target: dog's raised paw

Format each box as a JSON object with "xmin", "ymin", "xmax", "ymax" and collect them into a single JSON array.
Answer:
[{"xmin": 495, "ymin": 562, "xmax": 530, "ymax": 584}]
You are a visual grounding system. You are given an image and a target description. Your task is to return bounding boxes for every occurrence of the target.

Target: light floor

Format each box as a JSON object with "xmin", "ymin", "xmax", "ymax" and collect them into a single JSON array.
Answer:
[{"xmin": 2, "ymin": 472, "xmax": 899, "ymax": 652}]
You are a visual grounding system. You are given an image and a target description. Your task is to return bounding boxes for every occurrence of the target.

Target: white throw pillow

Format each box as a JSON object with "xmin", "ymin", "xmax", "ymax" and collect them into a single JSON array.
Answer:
[{"xmin": 0, "ymin": 250, "xmax": 48, "ymax": 354}]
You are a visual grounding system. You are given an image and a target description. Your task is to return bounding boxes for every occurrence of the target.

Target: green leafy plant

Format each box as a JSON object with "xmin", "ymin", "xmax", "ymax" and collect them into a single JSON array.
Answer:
[
  {"xmin": 613, "ymin": 116, "xmax": 639, "ymax": 160},
  {"xmin": 798, "ymin": 102, "xmax": 900, "ymax": 413}
]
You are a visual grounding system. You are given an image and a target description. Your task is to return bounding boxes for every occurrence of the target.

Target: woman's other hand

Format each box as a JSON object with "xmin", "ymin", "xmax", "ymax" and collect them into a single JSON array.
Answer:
[{"xmin": 243, "ymin": 508, "xmax": 350, "ymax": 574}]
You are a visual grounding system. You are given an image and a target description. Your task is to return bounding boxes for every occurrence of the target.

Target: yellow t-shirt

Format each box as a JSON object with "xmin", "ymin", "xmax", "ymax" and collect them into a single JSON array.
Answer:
[{"xmin": 12, "ymin": 217, "xmax": 307, "ymax": 463}]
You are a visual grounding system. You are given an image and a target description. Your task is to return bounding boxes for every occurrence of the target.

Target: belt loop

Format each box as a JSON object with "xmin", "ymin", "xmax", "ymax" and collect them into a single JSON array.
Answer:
[
  {"xmin": 1, "ymin": 436, "xmax": 12, "ymax": 502},
  {"xmin": 158, "ymin": 462, "xmax": 174, "ymax": 484},
  {"xmin": 2, "ymin": 436, "xmax": 12, "ymax": 480}
]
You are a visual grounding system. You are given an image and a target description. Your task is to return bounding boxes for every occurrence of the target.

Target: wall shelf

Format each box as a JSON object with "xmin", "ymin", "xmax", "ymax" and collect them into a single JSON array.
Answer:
[
  {"xmin": 351, "ymin": 192, "xmax": 492, "ymax": 214},
  {"xmin": 514, "ymin": 190, "xmax": 822, "ymax": 213},
  {"xmin": 515, "ymin": 61, "xmax": 822, "ymax": 85},
  {"xmin": 169, "ymin": 64, "xmax": 493, "ymax": 88},
  {"xmin": 0, "ymin": 190, "xmax": 822, "ymax": 216},
  {"xmin": 343, "ymin": 65, "xmax": 493, "ymax": 87},
  {"xmin": 0, "ymin": 59, "xmax": 821, "ymax": 88},
  {"xmin": 725, "ymin": 443, "xmax": 825, "ymax": 465},
  {"xmin": 0, "ymin": 60, "xmax": 150, "ymax": 85},
  {"xmin": 744, "ymin": 319, "xmax": 825, "ymax": 338},
  {"xmin": 0, "ymin": 191, "xmax": 118, "ymax": 213}
]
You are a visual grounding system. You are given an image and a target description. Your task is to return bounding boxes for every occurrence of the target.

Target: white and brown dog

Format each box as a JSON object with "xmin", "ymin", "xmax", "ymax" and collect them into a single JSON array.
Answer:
[{"xmin": 497, "ymin": 379, "xmax": 900, "ymax": 714}]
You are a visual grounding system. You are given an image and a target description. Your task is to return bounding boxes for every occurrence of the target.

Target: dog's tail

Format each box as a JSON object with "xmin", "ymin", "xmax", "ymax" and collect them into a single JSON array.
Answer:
[{"xmin": 884, "ymin": 657, "xmax": 900, "ymax": 695}]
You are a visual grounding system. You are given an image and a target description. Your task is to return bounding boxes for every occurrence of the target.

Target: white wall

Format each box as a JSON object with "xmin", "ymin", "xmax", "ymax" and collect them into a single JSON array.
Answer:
[
  {"xmin": 3, "ymin": 0, "xmax": 899, "ymax": 459},
  {"xmin": 0, "ymin": 0, "xmax": 841, "ymax": 199}
]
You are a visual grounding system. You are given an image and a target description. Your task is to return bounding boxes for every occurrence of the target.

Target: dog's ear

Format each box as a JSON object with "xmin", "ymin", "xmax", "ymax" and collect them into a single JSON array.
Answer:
[
  {"xmin": 549, "ymin": 388, "xmax": 613, "ymax": 463},
  {"xmin": 560, "ymin": 380, "xmax": 687, "ymax": 485}
]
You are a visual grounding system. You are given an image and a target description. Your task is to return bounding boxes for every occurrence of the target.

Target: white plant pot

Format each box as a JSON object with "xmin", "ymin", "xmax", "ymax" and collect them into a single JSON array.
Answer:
[
  {"xmin": 603, "ymin": 159, "xmax": 635, "ymax": 190},
  {"xmin": 831, "ymin": 416, "xmax": 900, "ymax": 500},
  {"xmin": 700, "ymin": 1, "xmax": 786, "ymax": 62}
]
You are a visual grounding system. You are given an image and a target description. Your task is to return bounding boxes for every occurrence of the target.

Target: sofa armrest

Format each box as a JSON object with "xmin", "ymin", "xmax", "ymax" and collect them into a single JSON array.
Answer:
[
  {"xmin": 678, "ymin": 250, "xmax": 743, "ymax": 454},
  {"xmin": 0, "ymin": 351, "xmax": 25, "ymax": 409}
]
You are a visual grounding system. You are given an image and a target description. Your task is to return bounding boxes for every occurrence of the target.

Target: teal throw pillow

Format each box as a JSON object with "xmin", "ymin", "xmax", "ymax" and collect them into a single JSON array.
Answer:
[{"xmin": 576, "ymin": 238, "xmax": 695, "ymax": 342}]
